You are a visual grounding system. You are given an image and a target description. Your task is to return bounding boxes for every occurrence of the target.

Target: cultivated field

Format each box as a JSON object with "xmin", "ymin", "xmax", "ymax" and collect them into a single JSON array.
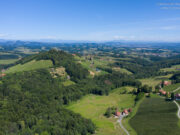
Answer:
[
  {"xmin": 4, "ymin": 60, "xmax": 53, "ymax": 74},
  {"xmin": 67, "ymin": 87, "xmax": 136, "ymax": 135},
  {"xmin": 129, "ymin": 97, "xmax": 180, "ymax": 135}
]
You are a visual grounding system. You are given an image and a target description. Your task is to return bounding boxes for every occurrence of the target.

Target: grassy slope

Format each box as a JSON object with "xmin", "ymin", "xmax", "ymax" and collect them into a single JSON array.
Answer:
[
  {"xmin": 161, "ymin": 64, "xmax": 180, "ymax": 72},
  {"xmin": 75, "ymin": 56, "xmax": 131, "ymax": 76},
  {"xmin": 112, "ymin": 67, "xmax": 132, "ymax": 75},
  {"xmin": 0, "ymin": 59, "xmax": 19, "ymax": 65},
  {"xmin": 4, "ymin": 60, "xmax": 53, "ymax": 74},
  {"xmin": 62, "ymin": 80, "xmax": 75, "ymax": 86},
  {"xmin": 129, "ymin": 97, "xmax": 180, "ymax": 135},
  {"xmin": 163, "ymin": 83, "xmax": 180, "ymax": 93},
  {"xmin": 66, "ymin": 87, "xmax": 136, "ymax": 135},
  {"xmin": 139, "ymin": 74, "xmax": 172, "ymax": 90}
]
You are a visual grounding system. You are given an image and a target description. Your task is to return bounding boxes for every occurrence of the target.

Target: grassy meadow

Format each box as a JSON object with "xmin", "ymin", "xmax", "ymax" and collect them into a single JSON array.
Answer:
[
  {"xmin": 75, "ymin": 55, "xmax": 131, "ymax": 76},
  {"xmin": 129, "ymin": 97, "xmax": 180, "ymax": 135},
  {"xmin": 139, "ymin": 78, "xmax": 162, "ymax": 90},
  {"xmin": 62, "ymin": 80, "xmax": 75, "ymax": 86},
  {"xmin": 66, "ymin": 87, "xmax": 136, "ymax": 135},
  {"xmin": 161, "ymin": 64, "xmax": 180, "ymax": 72},
  {"xmin": 0, "ymin": 59, "xmax": 19, "ymax": 65},
  {"xmin": 163, "ymin": 83, "xmax": 180, "ymax": 92},
  {"xmin": 4, "ymin": 60, "xmax": 53, "ymax": 74},
  {"xmin": 112, "ymin": 67, "xmax": 132, "ymax": 75},
  {"xmin": 139, "ymin": 74, "xmax": 172, "ymax": 90}
]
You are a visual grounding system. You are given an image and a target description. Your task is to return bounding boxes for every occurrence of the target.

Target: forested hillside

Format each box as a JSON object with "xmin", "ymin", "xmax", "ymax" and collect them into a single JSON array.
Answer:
[
  {"xmin": 0, "ymin": 69, "xmax": 95, "ymax": 135},
  {"xmin": 0, "ymin": 49, "xmax": 142, "ymax": 135}
]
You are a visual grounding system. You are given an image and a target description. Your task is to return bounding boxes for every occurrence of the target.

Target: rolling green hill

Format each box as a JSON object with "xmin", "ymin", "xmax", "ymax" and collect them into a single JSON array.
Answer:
[{"xmin": 4, "ymin": 60, "xmax": 53, "ymax": 73}]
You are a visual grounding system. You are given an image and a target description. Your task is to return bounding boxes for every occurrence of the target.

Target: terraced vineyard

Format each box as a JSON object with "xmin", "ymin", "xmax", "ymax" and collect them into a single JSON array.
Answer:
[{"xmin": 130, "ymin": 97, "xmax": 180, "ymax": 135}]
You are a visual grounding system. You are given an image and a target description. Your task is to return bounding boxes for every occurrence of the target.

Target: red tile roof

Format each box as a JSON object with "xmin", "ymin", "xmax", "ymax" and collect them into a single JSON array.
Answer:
[{"xmin": 116, "ymin": 111, "xmax": 121, "ymax": 116}]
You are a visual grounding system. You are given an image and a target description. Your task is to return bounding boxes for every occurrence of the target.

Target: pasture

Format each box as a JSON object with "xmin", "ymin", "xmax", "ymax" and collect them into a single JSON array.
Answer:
[
  {"xmin": 62, "ymin": 80, "xmax": 75, "ymax": 86},
  {"xmin": 66, "ymin": 87, "xmax": 136, "ymax": 135},
  {"xmin": 0, "ymin": 59, "xmax": 19, "ymax": 64},
  {"xmin": 163, "ymin": 83, "xmax": 180, "ymax": 93},
  {"xmin": 139, "ymin": 74, "xmax": 172, "ymax": 90},
  {"xmin": 161, "ymin": 64, "xmax": 180, "ymax": 72},
  {"xmin": 129, "ymin": 97, "xmax": 180, "ymax": 135},
  {"xmin": 112, "ymin": 67, "xmax": 132, "ymax": 75},
  {"xmin": 4, "ymin": 60, "xmax": 53, "ymax": 74}
]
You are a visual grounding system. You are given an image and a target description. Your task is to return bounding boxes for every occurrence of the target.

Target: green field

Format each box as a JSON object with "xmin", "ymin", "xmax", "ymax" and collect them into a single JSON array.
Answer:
[
  {"xmin": 66, "ymin": 87, "xmax": 136, "ymax": 135},
  {"xmin": 129, "ymin": 98, "xmax": 180, "ymax": 135},
  {"xmin": 139, "ymin": 78, "xmax": 162, "ymax": 90},
  {"xmin": 4, "ymin": 60, "xmax": 53, "ymax": 74},
  {"xmin": 112, "ymin": 67, "xmax": 132, "ymax": 75},
  {"xmin": 62, "ymin": 80, "xmax": 75, "ymax": 86},
  {"xmin": 75, "ymin": 55, "xmax": 132, "ymax": 76},
  {"xmin": 163, "ymin": 83, "xmax": 180, "ymax": 92},
  {"xmin": 139, "ymin": 74, "xmax": 172, "ymax": 90},
  {"xmin": 161, "ymin": 64, "xmax": 180, "ymax": 72},
  {"xmin": 0, "ymin": 59, "xmax": 19, "ymax": 64}
]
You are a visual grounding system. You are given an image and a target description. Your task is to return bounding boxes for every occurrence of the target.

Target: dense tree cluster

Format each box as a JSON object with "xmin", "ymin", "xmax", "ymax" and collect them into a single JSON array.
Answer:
[
  {"xmin": 0, "ymin": 54, "xmax": 19, "ymax": 59},
  {"xmin": 0, "ymin": 69, "xmax": 95, "ymax": 135},
  {"xmin": 104, "ymin": 107, "xmax": 117, "ymax": 118},
  {"xmin": 171, "ymin": 72, "xmax": 180, "ymax": 83},
  {"xmin": 113, "ymin": 56, "xmax": 180, "ymax": 78}
]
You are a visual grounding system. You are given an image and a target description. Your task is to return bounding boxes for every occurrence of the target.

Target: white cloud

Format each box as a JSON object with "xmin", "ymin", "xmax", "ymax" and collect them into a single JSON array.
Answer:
[
  {"xmin": 114, "ymin": 35, "xmax": 125, "ymax": 40},
  {"xmin": 113, "ymin": 35, "xmax": 136, "ymax": 40},
  {"xmin": 0, "ymin": 33, "xmax": 9, "ymax": 37},
  {"xmin": 160, "ymin": 26, "xmax": 177, "ymax": 30}
]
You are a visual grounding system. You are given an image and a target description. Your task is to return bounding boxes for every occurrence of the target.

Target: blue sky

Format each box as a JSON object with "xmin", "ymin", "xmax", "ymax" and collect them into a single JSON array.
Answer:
[{"xmin": 0, "ymin": 0, "xmax": 180, "ymax": 41}]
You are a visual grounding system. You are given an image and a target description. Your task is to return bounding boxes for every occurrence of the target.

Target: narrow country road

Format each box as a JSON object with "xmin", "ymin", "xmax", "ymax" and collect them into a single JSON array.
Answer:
[
  {"xmin": 173, "ymin": 86, "xmax": 180, "ymax": 93},
  {"xmin": 117, "ymin": 115, "xmax": 130, "ymax": 135},
  {"xmin": 174, "ymin": 101, "xmax": 180, "ymax": 119}
]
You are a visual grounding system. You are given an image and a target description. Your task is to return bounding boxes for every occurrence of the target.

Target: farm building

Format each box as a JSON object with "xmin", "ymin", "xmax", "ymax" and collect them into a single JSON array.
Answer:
[
  {"xmin": 159, "ymin": 89, "xmax": 166, "ymax": 95},
  {"xmin": 72, "ymin": 54, "xmax": 76, "ymax": 56},
  {"xmin": 164, "ymin": 81, "xmax": 171, "ymax": 86},
  {"xmin": 123, "ymin": 109, "xmax": 129, "ymax": 115},
  {"xmin": 0, "ymin": 73, "xmax": 6, "ymax": 78},
  {"xmin": 115, "ymin": 111, "xmax": 121, "ymax": 117},
  {"xmin": 1, "ymin": 69, "xmax": 6, "ymax": 73},
  {"xmin": 175, "ymin": 94, "xmax": 180, "ymax": 100}
]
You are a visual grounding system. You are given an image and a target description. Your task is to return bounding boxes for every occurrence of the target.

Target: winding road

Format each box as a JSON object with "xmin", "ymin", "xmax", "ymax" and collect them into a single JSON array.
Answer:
[
  {"xmin": 174, "ymin": 100, "xmax": 180, "ymax": 119},
  {"xmin": 117, "ymin": 115, "xmax": 130, "ymax": 135},
  {"xmin": 116, "ymin": 86, "xmax": 180, "ymax": 135},
  {"xmin": 172, "ymin": 86, "xmax": 180, "ymax": 119},
  {"xmin": 173, "ymin": 86, "xmax": 180, "ymax": 93}
]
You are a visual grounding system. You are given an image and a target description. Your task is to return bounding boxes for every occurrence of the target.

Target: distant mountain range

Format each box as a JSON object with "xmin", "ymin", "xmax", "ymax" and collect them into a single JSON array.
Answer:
[{"xmin": 0, "ymin": 39, "xmax": 180, "ymax": 48}]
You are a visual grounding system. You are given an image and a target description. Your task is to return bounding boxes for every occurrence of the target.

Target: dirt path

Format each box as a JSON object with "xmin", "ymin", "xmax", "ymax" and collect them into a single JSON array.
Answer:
[
  {"xmin": 174, "ymin": 101, "xmax": 180, "ymax": 119},
  {"xmin": 117, "ymin": 115, "xmax": 130, "ymax": 135}
]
